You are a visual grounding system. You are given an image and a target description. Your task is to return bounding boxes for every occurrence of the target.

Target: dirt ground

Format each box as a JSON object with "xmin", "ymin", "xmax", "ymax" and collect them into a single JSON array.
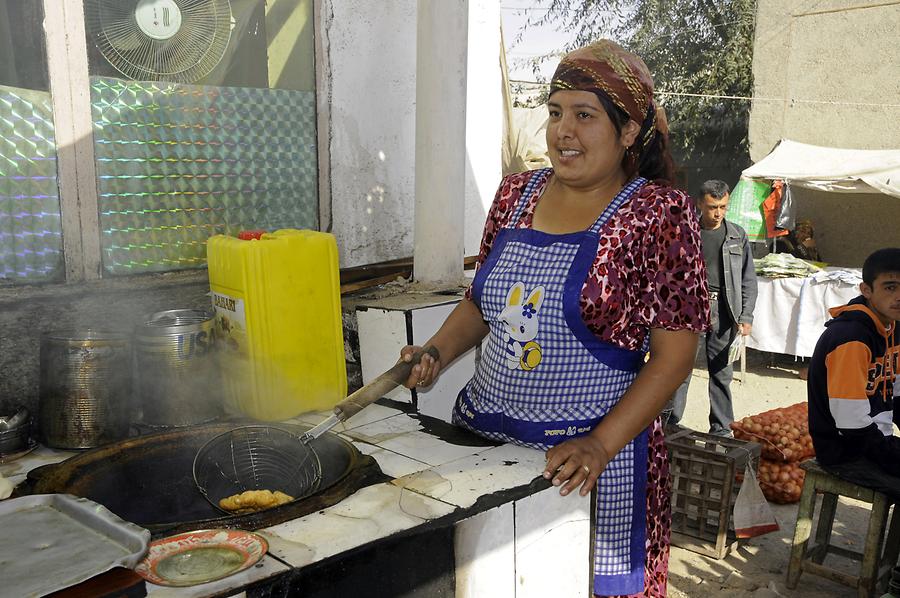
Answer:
[{"xmin": 666, "ymin": 350, "xmax": 879, "ymax": 597}]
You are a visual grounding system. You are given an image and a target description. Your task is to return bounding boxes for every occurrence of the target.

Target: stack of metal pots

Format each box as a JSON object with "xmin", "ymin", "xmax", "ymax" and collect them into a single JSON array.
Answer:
[{"xmin": 38, "ymin": 309, "xmax": 224, "ymax": 448}]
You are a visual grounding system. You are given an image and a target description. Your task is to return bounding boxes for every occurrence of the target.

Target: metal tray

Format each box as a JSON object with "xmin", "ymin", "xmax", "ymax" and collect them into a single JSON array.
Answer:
[{"xmin": 0, "ymin": 493, "xmax": 150, "ymax": 597}]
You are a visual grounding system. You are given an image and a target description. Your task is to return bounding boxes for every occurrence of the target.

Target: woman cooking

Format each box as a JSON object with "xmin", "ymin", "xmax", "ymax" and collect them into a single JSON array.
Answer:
[{"xmin": 401, "ymin": 40, "xmax": 708, "ymax": 597}]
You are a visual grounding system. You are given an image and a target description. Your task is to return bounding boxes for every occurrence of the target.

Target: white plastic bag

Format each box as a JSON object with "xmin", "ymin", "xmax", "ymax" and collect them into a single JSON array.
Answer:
[
  {"xmin": 733, "ymin": 463, "xmax": 779, "ymax": 538},
  {"xmin": 728, "ymin": 333, "xmax": 745, "ymax": 364}
]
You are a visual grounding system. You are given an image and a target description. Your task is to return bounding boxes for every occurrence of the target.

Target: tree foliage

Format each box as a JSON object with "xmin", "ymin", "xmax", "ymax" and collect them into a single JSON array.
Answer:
[{"xmin": 522, "ymin": 0, "xmax": 757, "ymax": 179}]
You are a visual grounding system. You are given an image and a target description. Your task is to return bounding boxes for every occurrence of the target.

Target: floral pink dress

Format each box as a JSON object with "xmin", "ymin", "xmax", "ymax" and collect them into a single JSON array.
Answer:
[{"xmin": 465, "ymin": 170, "xmax": 709, "ymax": 597}]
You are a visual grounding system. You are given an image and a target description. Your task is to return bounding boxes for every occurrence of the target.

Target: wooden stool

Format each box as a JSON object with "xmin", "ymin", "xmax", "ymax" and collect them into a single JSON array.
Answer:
[{"xmin": 787, "ymin": 459, "xmax": 900, "ymax": 598}]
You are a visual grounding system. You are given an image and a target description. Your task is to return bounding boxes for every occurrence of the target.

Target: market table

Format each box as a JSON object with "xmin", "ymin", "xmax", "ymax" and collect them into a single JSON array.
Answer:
[{"xmin": 747, "ymin": 268, "xmax": 862, "ymax": 358}]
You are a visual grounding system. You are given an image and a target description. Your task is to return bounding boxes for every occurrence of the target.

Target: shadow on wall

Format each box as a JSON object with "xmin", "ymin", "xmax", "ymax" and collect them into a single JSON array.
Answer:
[
  {"xmin": 792, "ymin": 189, "xmax": 898, "ymax": 268},
  {"xmin": 332, "ymin": 144, "xmax": 493, "ymax": 268}
]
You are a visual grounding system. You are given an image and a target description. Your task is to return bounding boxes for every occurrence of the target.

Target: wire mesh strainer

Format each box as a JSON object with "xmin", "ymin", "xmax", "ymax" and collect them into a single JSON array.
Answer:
[
  {"xmin": 193, "ymin": 346, "xmax": 439, "ymax": 513},
  {"xmin": 193, "ymin": 426, "xmax": 323, "ymax": 512}
]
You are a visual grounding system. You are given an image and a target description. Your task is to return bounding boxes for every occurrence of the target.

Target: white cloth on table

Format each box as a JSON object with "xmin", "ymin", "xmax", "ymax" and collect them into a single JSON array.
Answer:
[
  {"xmin": 747, "ymin": 268, "xmax": 862, "ymax": 358},
  {"xmin": 810, "ymin": 269, "xmax": 863, "ymax": 286}
]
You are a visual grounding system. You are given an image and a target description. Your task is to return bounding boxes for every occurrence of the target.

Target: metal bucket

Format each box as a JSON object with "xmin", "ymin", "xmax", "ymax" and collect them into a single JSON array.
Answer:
[
  {"xmin": 39, "ymin": 331, "xmax": 132, "ymax": 449},
  {"xmin": 134, "ymin": 309, "xmax": 222, "ymax": 427}
]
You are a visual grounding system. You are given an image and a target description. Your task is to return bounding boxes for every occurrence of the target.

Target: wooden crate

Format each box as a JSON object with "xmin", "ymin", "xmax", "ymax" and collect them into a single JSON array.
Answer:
[{"xmin": 665, "ymin": 428, "xmax": 761, "ymax": 559}]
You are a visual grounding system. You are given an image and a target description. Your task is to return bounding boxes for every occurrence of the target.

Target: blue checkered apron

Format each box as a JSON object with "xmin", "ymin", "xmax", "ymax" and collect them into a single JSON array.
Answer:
[{"xmin": 453, "ymin": 169, "xmax": 649, "ymax": 595}]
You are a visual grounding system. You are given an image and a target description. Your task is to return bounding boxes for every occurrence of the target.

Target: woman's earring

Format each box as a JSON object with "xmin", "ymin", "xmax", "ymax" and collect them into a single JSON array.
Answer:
[{"xmin": 625, "ymin": 146, "xmax": 639, "ymax": 172}]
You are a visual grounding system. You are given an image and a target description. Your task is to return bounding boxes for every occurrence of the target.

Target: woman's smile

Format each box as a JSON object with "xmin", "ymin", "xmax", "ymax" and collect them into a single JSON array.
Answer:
[
  {"xmin": 557, "ymin": 148, "xmax": 583, "ymax": 161},
  {"xmin": 553, "ymin": 150, "xmax": 584, "ymax": 173}
]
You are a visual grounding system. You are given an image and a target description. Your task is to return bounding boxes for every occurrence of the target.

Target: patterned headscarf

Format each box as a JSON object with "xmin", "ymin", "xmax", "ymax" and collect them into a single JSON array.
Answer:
[{"xmin": 549, "ymin": 39, "xmax": 668, "ymax": 150}]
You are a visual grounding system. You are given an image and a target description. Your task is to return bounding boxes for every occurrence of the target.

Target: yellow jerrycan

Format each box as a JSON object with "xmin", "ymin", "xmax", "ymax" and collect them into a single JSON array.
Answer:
[{"xmin": 206, "ymin": 229, "xmax": 347, "ymax": 421}]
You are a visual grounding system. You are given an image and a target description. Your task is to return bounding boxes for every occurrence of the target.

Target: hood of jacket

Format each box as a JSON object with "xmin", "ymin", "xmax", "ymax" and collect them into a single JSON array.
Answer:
[{"xmin": 827, "ymin": 295, "xmax": 892, "ymax": 339}]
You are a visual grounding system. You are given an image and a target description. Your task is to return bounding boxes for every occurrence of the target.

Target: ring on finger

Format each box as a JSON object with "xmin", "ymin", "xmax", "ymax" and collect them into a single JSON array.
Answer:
[{"xmin": 581, "ymin": 465, "xmax": 590, "ymax": 474}]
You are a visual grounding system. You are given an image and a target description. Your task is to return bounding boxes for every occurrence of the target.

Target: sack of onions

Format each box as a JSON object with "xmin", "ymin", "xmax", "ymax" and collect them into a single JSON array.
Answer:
[
  {"xmin": 757, "ymin": 457, "xmax": 807, "ymax": 504},
  {"xmin": 730, "ymin": 403, "xmax": 815, "ymax": 463}
]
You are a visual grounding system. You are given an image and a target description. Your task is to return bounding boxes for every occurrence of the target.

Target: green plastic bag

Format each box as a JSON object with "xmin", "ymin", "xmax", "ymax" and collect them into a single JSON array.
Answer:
[{"xmin": 726, "ymin": 178, "xmax": 771, "ymax": 242}]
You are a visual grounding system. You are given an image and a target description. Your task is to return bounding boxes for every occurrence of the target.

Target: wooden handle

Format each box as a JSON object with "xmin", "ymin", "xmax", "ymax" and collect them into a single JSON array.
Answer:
[{"xmin": 335, "ymin": 346, "xmax": 440, "ymax": 420}]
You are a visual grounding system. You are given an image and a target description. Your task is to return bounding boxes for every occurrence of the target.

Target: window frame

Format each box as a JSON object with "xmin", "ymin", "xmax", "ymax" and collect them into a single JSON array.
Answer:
[{"xmin": 44, "ymin": 0, "xmax": 102, "ymax": 281}]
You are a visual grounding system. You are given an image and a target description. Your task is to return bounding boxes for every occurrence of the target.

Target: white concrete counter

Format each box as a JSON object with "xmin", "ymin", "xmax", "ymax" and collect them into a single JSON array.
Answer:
[{"xmin": 2, "ymin": 401, "xmax": 592, "ymax": 597}]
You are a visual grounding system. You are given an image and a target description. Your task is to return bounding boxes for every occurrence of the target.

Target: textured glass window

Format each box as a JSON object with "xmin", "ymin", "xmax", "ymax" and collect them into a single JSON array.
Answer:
[
  {"xmin": 91, "ymin": 79, "xmax": 317, "ymax": 274},
  {"xmin": 0, "ymin": 1, "xmax": 63, "ymax": 282},
  {"xmin": 83, "ymin": 0, "xmax": 318, "ymax": 275}
]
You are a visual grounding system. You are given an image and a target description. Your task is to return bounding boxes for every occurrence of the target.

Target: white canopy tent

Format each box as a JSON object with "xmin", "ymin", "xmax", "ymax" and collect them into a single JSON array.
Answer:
[
  {"xmin": 742, "ymin": 139, "xmax": 900, "ymax": 356},
  {"xmin": 742, "ymin": 139, "xmax": 900, "ymax": 199}
]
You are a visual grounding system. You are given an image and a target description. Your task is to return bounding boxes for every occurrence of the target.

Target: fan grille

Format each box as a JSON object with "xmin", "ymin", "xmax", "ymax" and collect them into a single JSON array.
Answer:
[{"xmin": 86, "ymin": 0, "xmax": 233, "ymax": 83}]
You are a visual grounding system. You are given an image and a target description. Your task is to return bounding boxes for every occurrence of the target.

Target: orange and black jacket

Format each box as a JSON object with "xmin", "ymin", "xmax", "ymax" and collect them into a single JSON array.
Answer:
[{"xmin": 808, "ymin": 296, "xmax": 900, "ymax": 473}]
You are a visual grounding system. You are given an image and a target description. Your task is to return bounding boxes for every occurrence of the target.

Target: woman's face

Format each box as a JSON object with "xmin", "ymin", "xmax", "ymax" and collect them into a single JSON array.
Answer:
[{"xmin": 546, "ymin": 90, "xmax": 639, "ymax": 189}]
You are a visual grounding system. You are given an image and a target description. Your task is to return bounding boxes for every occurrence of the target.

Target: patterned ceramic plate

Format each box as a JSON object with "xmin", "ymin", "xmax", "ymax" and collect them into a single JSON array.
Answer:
[{"xmin": 135, "ymin": 529, "xmax": 268, "ymax": 587}]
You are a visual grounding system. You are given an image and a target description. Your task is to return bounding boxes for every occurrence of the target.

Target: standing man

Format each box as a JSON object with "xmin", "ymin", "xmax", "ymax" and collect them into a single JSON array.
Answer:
[{"xmin": 664, "ymin": 180, "xmax": 757, "ymax": 436}]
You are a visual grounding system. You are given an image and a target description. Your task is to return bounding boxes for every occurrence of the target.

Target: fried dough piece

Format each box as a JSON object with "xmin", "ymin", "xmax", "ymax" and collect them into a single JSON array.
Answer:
[
  {"xmin": 219, "ymin": 489, "xmax": 295, "ymax": 513},
  {"xmin": 273, "ymin": 491, "xmax": 293, "ymax": 504}
]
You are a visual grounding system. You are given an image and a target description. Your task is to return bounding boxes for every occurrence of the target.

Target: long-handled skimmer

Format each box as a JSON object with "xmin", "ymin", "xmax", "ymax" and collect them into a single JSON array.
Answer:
[{"xmin": 193, "ymin": 346, "xmax": 440, "ymax": 512}]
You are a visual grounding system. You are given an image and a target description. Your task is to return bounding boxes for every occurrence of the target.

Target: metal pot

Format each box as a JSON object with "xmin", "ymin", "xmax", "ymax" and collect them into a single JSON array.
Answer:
[
  {"xmin": 0, "ymin": 407, "xmax": 30, "ymax": 454},
  {"xmin": 134, "ymin": 309, "xmax": 222, "ymax": 427},
  {"xmin": 39, "ymin": 331, "xmax": 132, "ymax": 449}
]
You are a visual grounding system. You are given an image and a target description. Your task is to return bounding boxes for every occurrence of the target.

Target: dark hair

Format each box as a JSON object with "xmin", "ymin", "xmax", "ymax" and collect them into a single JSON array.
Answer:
[
  {"xmin": 700, "ymin": 180, "xmax": 730, "ymax": 199},
  {"xmin": 591, "ymin": 91, "xmax": 675, "ymax": 184},
  {"xmin": 862, "ymin": 248, "xmax": 900, "ymax": 286}
]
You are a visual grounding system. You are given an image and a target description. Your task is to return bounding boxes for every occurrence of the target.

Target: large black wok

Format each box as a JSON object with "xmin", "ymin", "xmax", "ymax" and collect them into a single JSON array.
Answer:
[{"xmin": 14, "ymin": 422, "xmax": 386, "ymax": 538}]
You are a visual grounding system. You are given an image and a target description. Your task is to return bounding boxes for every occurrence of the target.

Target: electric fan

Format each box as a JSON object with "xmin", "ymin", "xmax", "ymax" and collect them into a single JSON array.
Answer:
[{"xmin": 85, "ymin": 0, "xmax": 234, "ymax": 83}]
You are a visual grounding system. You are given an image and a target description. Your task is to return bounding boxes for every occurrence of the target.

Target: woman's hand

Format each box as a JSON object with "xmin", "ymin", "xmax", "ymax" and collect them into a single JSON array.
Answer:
[
  {"xmin": 399, "ymin": 345, "xmax": 442, "ymax": 389},
  {"xmin": 396, "ymin": 300, "xmax": 488, "ymax": 390},
  {"xmin": 543, "ymin": 436, "xmax": 610, "ymax": 497}
]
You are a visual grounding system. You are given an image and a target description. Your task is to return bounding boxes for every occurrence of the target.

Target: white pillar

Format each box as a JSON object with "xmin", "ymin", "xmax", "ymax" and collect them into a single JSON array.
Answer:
[{"xmin": 413, "ymin": 0, "xmax": 469, "ymax": 285}]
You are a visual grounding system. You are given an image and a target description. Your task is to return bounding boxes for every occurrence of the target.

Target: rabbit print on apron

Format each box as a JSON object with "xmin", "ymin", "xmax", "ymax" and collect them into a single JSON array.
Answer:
[
  {"xmin": 453, "ymin": 170, "xmax": 650, "ymax": 595},
  {"xmin": 499, "ymin": 282, "xmax": 544, "ymax": 371}
]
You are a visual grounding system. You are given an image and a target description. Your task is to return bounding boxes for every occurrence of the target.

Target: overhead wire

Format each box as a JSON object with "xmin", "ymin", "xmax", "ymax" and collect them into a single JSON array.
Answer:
[
  {"xmin": 503, "ymin": 9, "xmax": 754, "ymax": 78},
  {"xmin": 655, "ymin": 92, "xmax": 900, "ymax": 108},
  {"xmin": 505, "ymin": 83, "xmax": 900, "ymax": 108}
]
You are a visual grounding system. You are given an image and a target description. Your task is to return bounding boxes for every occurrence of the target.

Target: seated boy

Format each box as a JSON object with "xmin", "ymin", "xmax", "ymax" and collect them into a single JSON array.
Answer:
[{"xmin": 808, "ymin": 247, "xmax": 900, "ymax": 497}]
